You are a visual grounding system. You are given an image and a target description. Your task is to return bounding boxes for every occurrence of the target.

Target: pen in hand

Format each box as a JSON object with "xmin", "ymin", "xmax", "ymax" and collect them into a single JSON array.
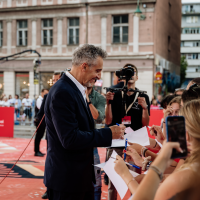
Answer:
[
  {"xmin": 124, "ymin": 138, "xmax": 128, "ymax": 161},
  {"xmin": 110, "ymin": 157, "xmax": 140, "ymax": 169}
]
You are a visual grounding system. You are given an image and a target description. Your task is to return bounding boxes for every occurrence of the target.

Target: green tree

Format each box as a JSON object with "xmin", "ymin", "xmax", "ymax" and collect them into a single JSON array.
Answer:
[{"xmin": 180, "ymin": 55, "xmax": 188, "ymax": 86}]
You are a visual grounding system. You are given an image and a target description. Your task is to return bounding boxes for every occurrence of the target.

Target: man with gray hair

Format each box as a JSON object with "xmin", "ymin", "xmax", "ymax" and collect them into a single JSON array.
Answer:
[{"xmin": 44, "ymin": 44, "xmax": 125, "ymax": 200}]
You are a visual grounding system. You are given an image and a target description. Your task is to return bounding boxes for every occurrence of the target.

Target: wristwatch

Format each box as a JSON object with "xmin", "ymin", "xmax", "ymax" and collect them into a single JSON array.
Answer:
[{"xmin": 88, "ymin": 101, "xmax": 92, "ymax": 105}]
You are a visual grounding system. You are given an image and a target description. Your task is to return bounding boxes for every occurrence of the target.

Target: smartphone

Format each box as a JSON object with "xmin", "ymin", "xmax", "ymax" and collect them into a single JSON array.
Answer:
[{"xmin": 166, "ymin": 116, "xmax": 188, "ymax": 159}]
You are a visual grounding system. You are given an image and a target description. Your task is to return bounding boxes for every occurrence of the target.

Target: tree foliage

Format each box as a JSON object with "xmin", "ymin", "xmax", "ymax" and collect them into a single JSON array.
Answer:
[{"xmin": 180, "ymin": 56, "xmax": 188, "ymax": 86}]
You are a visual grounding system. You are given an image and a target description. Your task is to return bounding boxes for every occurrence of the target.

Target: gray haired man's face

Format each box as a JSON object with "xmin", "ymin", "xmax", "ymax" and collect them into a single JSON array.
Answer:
[{"xmin": 82, "ymin": 56, "xmax": 103, "ymax": 87}]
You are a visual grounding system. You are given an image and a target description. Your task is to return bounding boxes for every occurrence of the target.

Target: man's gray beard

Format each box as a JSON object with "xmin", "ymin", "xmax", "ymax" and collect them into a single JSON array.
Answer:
[{"xmin": 84, "ymin": 82, "xmax": 93, "ymax": 87}]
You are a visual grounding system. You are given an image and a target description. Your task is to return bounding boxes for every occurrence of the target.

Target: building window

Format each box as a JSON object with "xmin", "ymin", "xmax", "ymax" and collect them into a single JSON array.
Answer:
[
  {"xmin": 42, "ymin": 19, "xmax": 53, "ymax": 45},
  {"xmin": 182, "ymin": 27, "xmax": 200, "ymax": 34},
  {"xmin": 186, "ymin": 16, "xmax": 198, "ymax": 23},
  {"xmin": 112, "ymin": 15, "xmax": 128, "ymax": 43},
  {"xmin": 0, "ymin": 22, "xmax": 2, "ymax": 47},
  {"xmin": 0, "ymin": 72, "xmax": 3, "ymax": 96},
  {"xmin": 168, "ymin": 36, "xmax": 171, "ymax": 52},
  {"xmin": 15, "ymin": 73, "xmax": 29, "ymax": 98},
  {"xmin": 40, "ymin": 72, "xmax": 54, "ymax": 92},
  {"xmin": 182, "ymin": 41, "xmax": 200, "ymax": 47},
  {"xmin": 184, "ymin": 53, "xmax": 200, "ymax": 60},
  {"xmin": 17, "ymin": 20, "xmax": 28, "ymax": 46},
  {"xmin": 190, "ymin": 5, "xmax": 194, "ymax": 12},
  {"xmin": 68, "ymin": 18, "xmax": 79, "ymax": 45}
]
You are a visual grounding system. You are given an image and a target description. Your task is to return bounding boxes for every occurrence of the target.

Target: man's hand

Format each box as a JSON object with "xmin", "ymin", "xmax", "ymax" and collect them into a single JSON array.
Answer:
[
  {"xmin": 150, "ymin": 125, "xmax": 165, "ymax": 144},
  {"xmin": 106, "ymin": 92, "xmax": 115, "ymax": 105},
  {"xmin": 110, "ymin": 124, "xmax": 125, "ymax": 139},
  {"xmin": 138, "ymin": 97, "xmax": 148, "ymax": 110}
]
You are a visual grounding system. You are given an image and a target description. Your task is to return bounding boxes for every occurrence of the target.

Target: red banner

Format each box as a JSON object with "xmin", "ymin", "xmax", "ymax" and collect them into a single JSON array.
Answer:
[
  {"xmin": 0, "ymin": 107, "xmax": 14, "ymax": 137},
  {"xmin": 148, "ymin": 109, "xmax": 164, "ymax": 139}
]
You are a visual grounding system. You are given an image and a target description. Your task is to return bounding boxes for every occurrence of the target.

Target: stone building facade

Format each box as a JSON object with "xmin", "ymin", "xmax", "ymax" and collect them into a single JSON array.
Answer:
[{"xmin": 0, "ymin": 0, "xmax": 181, "ymax": 99}]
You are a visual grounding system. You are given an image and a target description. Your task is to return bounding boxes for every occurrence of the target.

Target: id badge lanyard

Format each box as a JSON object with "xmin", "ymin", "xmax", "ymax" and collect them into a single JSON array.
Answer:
[{"xmin": 121, "ymin": 91, "xmax": 139, "ymax": 116}]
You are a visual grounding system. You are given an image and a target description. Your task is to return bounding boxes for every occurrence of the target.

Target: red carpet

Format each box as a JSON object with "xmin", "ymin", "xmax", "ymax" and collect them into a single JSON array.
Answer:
[{"xmin": 0, "ymin": 137, "xmax": 131, "ymax": 200}]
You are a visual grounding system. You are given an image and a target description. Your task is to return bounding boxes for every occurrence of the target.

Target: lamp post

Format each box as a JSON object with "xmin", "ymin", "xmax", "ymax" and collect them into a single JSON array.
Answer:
[{"xmin": 134, "ymin": 0, "xmax": 142, "ymax": 17}]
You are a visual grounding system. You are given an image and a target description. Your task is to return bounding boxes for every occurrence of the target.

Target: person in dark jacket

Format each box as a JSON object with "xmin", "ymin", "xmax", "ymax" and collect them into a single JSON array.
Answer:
[{"xmin": 44, "ymin": 44, "xmax": 125, "ymax": 200}]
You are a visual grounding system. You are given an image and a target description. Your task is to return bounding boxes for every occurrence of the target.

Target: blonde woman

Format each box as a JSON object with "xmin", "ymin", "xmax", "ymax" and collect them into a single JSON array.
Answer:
[{"xmin": 114, "ymin": 99, "xmax": 200, "ymax": 200}]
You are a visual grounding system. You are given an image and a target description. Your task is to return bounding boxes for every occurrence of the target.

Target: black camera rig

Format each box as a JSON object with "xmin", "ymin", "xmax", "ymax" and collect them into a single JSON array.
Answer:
[{"xmin": 104, "ymin": 67, "xmax": 147, "ymax": 119}]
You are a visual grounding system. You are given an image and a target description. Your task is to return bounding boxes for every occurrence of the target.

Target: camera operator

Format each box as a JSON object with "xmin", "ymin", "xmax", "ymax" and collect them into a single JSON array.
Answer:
[{"xmin": 105, "ymin": 64, "xmax": 150, "ymax": 200}]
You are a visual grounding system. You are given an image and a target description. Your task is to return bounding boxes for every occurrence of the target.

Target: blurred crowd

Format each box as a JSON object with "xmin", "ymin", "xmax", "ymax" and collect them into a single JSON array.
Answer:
[{"xmin": 0, "ymin": 93, "xmax": 35, "ymax": 125}]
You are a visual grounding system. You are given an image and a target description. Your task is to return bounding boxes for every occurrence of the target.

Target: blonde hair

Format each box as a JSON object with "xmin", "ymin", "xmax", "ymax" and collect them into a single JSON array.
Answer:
[
  {"xmin": 169, "ymin": 96, "xmax": 181, "ymax": 106},
  {"xmin": 179, "ymin": 99, "xmax": 200, "ymax": 170}
]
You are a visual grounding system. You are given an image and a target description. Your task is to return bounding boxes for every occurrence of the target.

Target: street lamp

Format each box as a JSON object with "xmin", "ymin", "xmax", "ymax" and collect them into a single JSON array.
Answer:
[{"xmin": 134, "ymin": 0, "xmax": 142, "ymax": 17}]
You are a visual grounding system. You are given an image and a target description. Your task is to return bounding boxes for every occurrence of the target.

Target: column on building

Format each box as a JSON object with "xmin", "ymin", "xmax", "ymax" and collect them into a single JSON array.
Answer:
[
  {"xmin": 133, "ymin": 14, "xmax": 139, "ymax": 53},
  {"xmin": 7, "ymin": 0, "xmax": 12, "ymax": 7},
  {"xmin": 3, "ymin": 72, "xmax": 15, "ymax": 97},
  {"xmin": 102, "ymin": 72, "xmax": 111, "ymax": 94},
  {"xmin": 6, "ymin": 20, "xmax": 12, "ymax": 55},
  {"xmin": 57, "ymin": 17, "xmax": 63, "ymax": 55},
  {"xmin": 101, "ymin": 14, "xmax": 107, "ymax": 51},
  {"xmin": 29, "ymin": 71, "xmax": 39, "ymax": 99},
  {"xmin": 32, "ymin": 0, "xmax": 37, "ymax": 6},
  {"xmin": 31, "ymin": 18, "xmax": 37, "ymax": 50}
]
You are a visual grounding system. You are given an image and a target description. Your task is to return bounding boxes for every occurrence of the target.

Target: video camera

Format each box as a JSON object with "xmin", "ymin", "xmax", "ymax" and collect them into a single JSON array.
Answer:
[{"xmin": 115, "ymin": 66, "xmax": 135, "ymax": 82}]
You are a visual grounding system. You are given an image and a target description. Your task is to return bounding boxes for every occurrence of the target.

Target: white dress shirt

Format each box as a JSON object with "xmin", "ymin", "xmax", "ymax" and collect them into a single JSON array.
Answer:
[
  {"xmin": 36, "ymin": 95, "xmax": 43, "ymax": 109},
  {"xmin": 65, "ymin": 71, "xmax": 87, "ymax": 105},
  {"xmin": 22, "ymin": 98, "xmax": 32, "ymax": 110}
]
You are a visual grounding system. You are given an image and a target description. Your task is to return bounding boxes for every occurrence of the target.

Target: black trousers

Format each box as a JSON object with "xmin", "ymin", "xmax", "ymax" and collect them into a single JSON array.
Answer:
[
  {"xmin": 47, "ymin": 188, "xmax": 94, "ymax": 200},
  {"xmin": 34, "ymin": 121, "xmax": 46, "ymax": 153}
]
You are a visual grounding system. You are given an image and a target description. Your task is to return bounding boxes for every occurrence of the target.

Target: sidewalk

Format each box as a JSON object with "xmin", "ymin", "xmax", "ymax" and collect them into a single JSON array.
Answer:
[
  {"xmin": 0, "ymin": 137, "xmax": 131, "ymax": 200},
  {"xmin": 14, "ymin": 125, "xmax": 44, "ymax": 139}
]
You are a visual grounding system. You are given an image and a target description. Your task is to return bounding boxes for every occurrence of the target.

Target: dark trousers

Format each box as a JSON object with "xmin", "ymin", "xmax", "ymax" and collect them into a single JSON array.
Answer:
[
  {"xmin": 34, "ymin": 121, "xmax": 46, "ymax": 153},
  {"xmin": 47, "ymin": 188, "xmax": 94, "ymax": 200}
]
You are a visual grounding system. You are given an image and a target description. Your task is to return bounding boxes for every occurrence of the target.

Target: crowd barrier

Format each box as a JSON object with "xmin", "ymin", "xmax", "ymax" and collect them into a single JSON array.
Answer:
[
  {"xmin": 0, "ymin": 108, "xmax": 164, "ymax": 138},
  {"xmin": 0, "ymin": 107, "xmax": 14, "ymax": 137},
  {"xmin": 148, "ymin": 109, "xmax": 163, "ymax": 139}
]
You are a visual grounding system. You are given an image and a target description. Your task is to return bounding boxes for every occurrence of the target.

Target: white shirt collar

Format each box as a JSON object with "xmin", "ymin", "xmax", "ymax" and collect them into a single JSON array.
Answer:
[
  {"xmin": 65, "ymin": 71, "xmax": 87, "ymax": 104},
  {"xmin": 38, "ymin": 95, "xmax": 43, "ymax": 100}
]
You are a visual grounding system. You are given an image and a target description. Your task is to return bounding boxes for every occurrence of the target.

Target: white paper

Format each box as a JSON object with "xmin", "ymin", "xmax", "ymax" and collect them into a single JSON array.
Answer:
[
  {"xmin": 110, "ymin": 139, "xmax": 130, "ymax": 147},
  {"xmin": 129, "ymin": 170, "xmax": 139, "ymax": 178},
  {"xmin": 155, "ymin": 139, "xmax": 163, "ymax": 148},
  {"xmin": 103, "ymin": 150, "xmax": 128, "ymax": 199},
  {"xmin": 95, "ymin": 163, "xmax": 139, "ymax": 178},
  {"xmin": 125, "ymin": 127, "xmax": 134, "ymax": 134},
  {"xmin": 94, "ymin": 162, "xmax": 106, "ymax": 169},
  {"xmin": 128, "ymin": 195, "xmax": 134, "ymax": 200},
  {"xmin": 124, "ymin": 127, "xmax": 150, "ymax": 146}
]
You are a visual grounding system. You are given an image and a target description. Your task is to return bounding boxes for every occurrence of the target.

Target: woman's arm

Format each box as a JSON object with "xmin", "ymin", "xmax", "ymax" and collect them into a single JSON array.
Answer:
[
  {"xmin": 114, "ymin": 155, "xmax": 139, "ymax": 194},
  {"xmin": 130, "ymin": 142, "xmax": 183, "ymax": 200},
  {"xmin": 154, "ymin": 169, "xmax": 194, "ymax": 200}
]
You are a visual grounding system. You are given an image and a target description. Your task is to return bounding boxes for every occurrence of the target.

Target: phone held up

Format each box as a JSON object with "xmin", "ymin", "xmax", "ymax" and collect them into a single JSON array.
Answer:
[{"xmin": 166, "ymin": 116, "xmax": 188, "ymax": 159}]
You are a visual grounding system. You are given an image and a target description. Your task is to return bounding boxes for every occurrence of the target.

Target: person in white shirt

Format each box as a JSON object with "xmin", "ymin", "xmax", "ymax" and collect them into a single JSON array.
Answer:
[
  {"xmin": 34, "ymin": 89, "xmax": 49, "ymax": 157},
  {"xmin": 8, "ymin": 95, "xmax": 14, "ymax": 106},
  {"xmin": 22, "ymin": 93, "xmax": 33, "ymax": 121},
  {"xmin": 3, "ymin": 97, "xmax": 10, "ymax": 107},
  {"xmin": 13, "ymin": 94, "xmax": 22, "ymax": 115}
]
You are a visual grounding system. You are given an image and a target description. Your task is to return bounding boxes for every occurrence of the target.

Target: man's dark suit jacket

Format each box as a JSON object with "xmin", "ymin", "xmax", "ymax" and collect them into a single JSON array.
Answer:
[{"xmin": 44, "ymin": 74, "xmax": 112, "ymax": 193}]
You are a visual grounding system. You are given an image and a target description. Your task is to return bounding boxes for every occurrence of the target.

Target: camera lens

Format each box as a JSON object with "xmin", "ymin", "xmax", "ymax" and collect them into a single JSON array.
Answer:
[{"xmin": 125, "ymin": 68, "xmax": 134, "ymax": 78}]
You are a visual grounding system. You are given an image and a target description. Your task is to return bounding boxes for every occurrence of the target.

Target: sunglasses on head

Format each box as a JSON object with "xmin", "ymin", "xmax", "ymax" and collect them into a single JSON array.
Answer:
[{"xmin": 189, "ymin": 83, "xmax": 200, "ymax": 95}]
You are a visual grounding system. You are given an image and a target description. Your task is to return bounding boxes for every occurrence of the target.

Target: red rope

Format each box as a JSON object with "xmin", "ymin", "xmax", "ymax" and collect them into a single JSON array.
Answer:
[{"xmin": 0, "ymin": 114, "xmax": 45, "ymax": 185}]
